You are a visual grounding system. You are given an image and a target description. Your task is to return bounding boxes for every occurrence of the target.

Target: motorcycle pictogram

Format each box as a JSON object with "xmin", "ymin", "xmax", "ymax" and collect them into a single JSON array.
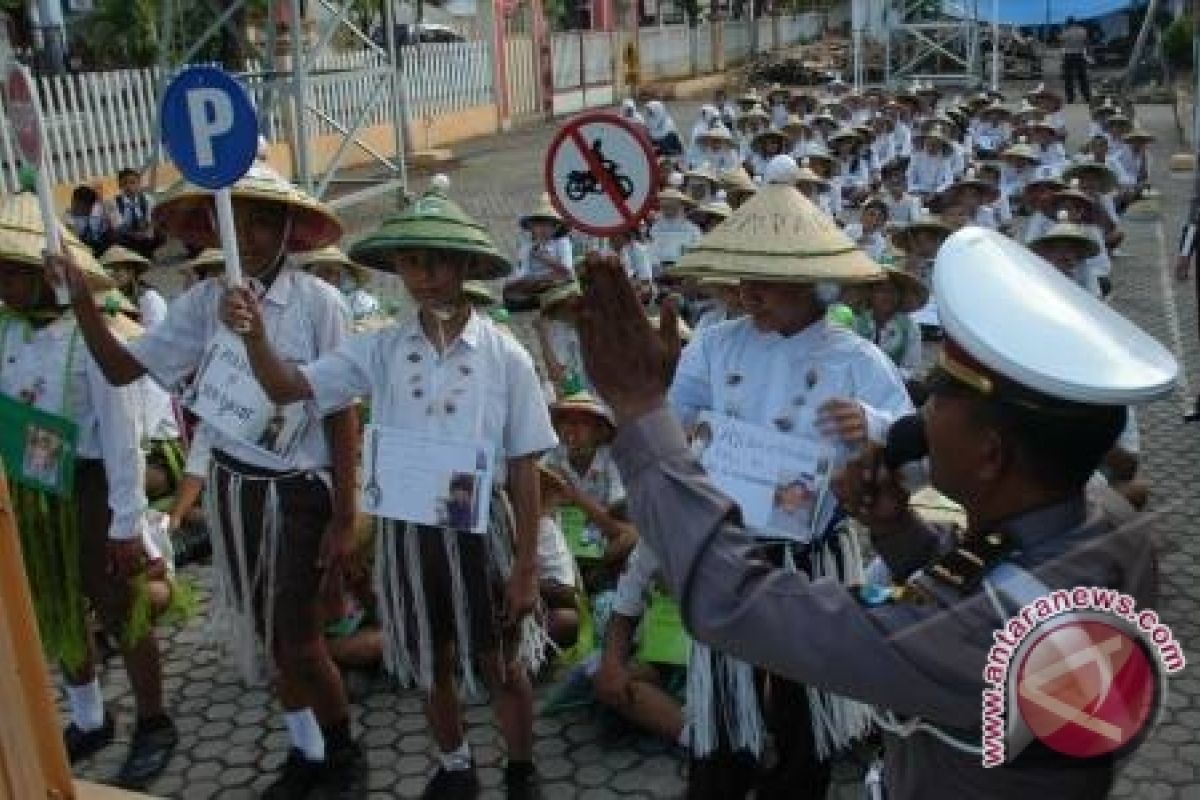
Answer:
[{"xmin": 565, "ymin": 139, "xmax": 635, "ymax": 202}]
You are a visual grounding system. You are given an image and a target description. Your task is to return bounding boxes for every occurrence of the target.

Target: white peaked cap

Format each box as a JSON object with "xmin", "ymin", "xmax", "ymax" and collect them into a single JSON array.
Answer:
[{"xmin": 934, "ymin": 227, "xmax": 1178, "ymax": 405}]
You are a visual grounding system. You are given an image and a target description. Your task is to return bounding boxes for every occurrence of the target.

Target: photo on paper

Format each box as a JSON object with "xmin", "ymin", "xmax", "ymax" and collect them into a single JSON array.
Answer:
[
  {"xmin": 439, "ymin": 472, "xmax": 479, "ymax": 532},
  {"xmin": 22, "ymin": 424, "xmax": 63, "ymax": 489},
  {"xmin": 254, "ymin": 403, "xmax": 307, "ymax": 459}
]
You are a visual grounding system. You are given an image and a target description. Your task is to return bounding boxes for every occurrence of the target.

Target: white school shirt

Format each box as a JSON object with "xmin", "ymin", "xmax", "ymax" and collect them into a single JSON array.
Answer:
[
  {"xmin": 837, "ymin": 155, "xmax": 870, "ymax": 190},
  {"xmin": 1082, "ymin": 224, "xmax": 1112, "ymax": 279},
  {"xmin": 892, "ymin": 123, "xmax": 913, "ymax": 158},
  {"xmin": 1022, "ymin": 211, "xmax": 1054, "ymax": 244},
  {"xmin": 842, "ymin": 224, "xmax": 889, "ymax": 261},
  {"xmin": 1104, "ymin": 154, "xmax": 1136, "ymax": 190},
  {"xmin": 668, "ymin": 317, "xmax": 913, "ymax": 448},
  {"xmin": 884, "ymin": 191, "xmax": 921, "ymax": 226},
  {"xmin": 138, "ymin": 287, "xmax": 169, "ymax": 330},
  {"xmin": 542, "ymin": 319, "xmax": 591, "ymax": 394},
  {"xmin": 128, "ymin": 267, "xmax": 351, "ymax": 472},
  {"xmin": 514, "ymin": 236, "xmax": 575, "ymax": 282},
  {"xmin": 536, "ymin": 516, "xmax": 577, "ymax": 587},
  {"xmin": 619, "ymin": 242, "xmax": 655, "ymax": 285},
  {"xmin": 906, "ymin": 152, "xmax": 954, "ymax": 195},
  {"xmin": 1037, "ymin": 143, "xmax": 1068, "ymax": 170},
  {"xmin": 132, "ymin": 376, "xmax": 179, "ymax": 441},
  {"xmin": 302, "ymin": 310, "xmax": 558, "ymax": 484},
  {"xmin": 694, "ymin": 304, "xmax": 733, "ymax": 333},
  {"xmin": 0, "ymin": 314, "xmax": 146, "ymax": 540},
  {"xmin": 542, "ymin": 444, "xmax": 625, "ymax": 508},
  {"xmin": 649, "ymin": 216, "xmax": 702, "ymax": 270},
  {"xmin": 1115, "ymin": 146, "xmax": 1148, "ymax": 185},
  {"xmin": 611, "ymin": 540, "xmax": 661, "ymax": 618}
]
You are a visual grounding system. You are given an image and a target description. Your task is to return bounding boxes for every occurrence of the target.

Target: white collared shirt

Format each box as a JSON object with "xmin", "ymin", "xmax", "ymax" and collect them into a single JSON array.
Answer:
[
  {"xmin": 514, "ymin": 236, "xmax": 575, "ymax": 282},
  {"xmin": 669, "ymin": 317, "xmax": 913, "ymax": 447},
  {"xmin": 649, "ymin": 216, "xmax": 702, "ymax": 270},
  {"xmin": 128, "ymin": 266, "xmax": 351, "ymax": 471},
  {"xmin": 855, "ymin": 313, "xmax": 923, "ymax": 379},
  {"xmin": 138, "ymin": 287, "xmax": 168, "ymax": 330},
  {"xmin": 302, "ymin": 309, "xmax": 557, "ymax": 481},
  {"xmin": 542, "ymin": 444, "xmax": 625, "ymax": 508},
  {"xmin": 906, "ymin": 152, "xmax": 954, "ymax": 195},
  {"xmin": 0, "ymin": 313, "xmax": 146, "ymax": 539}
]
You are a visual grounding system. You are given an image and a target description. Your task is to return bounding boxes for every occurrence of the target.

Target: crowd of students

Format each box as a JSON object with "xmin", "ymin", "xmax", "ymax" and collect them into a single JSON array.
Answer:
[{"xmin": 0, "ymin": 74, "xmax": 1168, "ymax": 800}]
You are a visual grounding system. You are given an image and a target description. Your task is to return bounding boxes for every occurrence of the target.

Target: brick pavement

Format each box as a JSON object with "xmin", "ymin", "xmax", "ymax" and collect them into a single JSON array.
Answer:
[{"xmin": 68, "ymin": 98, "xmax": 1200, "ymax": 799}]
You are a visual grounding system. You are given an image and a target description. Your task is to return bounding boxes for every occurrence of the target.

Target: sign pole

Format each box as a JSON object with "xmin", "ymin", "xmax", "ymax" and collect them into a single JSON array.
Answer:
[{"xmin": 214, "ymin": 187, "xmax": 244, "ymax": 288}]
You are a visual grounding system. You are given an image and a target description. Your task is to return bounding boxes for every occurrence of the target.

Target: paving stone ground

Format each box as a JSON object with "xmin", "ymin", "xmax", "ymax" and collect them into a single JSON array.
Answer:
[{"xmin": 69, "ymin": 91, "xmax": 1200, "ymax": 799}]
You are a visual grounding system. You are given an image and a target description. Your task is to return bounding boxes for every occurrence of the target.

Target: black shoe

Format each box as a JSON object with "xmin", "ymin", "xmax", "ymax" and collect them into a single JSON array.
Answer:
[
  {"xmin": 421, "ymin": 765, "xmax": 480, "ymax": 800},
  {"xmin": 321, "ymin": 740, "xmax": 369, "ymax": 799},
  {"xmin": 504, "ymin": 763, "xmax": 543, "ymax": 800},
  {"xmin": 263, "ymin": 749, "xmax": 326, "ymax": 800},
  {"xmin": 64, "ymin": 712, "xmax": 115, "ymax": 764},
  {"xmin": 114, "ymin": 716, "xmax": 178, "ymax": 790}
]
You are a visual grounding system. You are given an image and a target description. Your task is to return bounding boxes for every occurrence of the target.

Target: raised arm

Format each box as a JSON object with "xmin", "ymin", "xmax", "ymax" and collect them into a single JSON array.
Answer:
[
  {"xmin": 47, "ymin": 250, "xmax": 147, "ymax": 386},
  {"xmin": 223, "ymin": 286, "xmax": 314, "ymax": 404}
]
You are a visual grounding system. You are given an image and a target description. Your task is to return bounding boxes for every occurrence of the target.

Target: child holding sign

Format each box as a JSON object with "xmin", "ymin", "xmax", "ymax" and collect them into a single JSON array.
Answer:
[
  {"xmin": 222, "ymin": 176, "xmax": 558, "ymax": 800},
  {"xmin": 49, "ymin": 162, "xmax": 366, "ymax": 799},
  {"xmin": 0, "ymin": 195, "xmax": 176, "ymax": 789}
]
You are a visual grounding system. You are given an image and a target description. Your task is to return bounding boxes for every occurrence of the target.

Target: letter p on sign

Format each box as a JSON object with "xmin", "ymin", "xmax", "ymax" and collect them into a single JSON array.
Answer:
[
  {"xmin": 161, "ymin": 66, "xmax": 259, "ymax": 190},
  {"xmin": 186, "ymin": 88, "xmax": 235, "ymax": 169}
]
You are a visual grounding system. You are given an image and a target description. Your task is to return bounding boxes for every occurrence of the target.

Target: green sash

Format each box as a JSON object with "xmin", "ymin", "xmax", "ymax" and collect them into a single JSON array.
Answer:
[{"xmin": 636, "ymin": 590, "xmax": 691, "ymax": 667}]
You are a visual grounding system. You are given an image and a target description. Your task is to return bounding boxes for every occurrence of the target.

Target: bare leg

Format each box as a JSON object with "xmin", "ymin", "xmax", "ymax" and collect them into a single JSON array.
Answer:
[
  {"xmin": 481, "ymin": 650, "xmax": 535, "ymax": 761},
  {"xmin": 595, "ymin": 662, "xmax": 684, "ymax": 743},
  {"xmin": 425, "ymin": 642, "xmax": 467, "ymax": 753}
]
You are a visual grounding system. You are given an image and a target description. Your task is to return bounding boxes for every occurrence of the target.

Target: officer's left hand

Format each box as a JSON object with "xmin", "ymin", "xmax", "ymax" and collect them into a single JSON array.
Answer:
[{"xmin": 818, "ymin": 398, "xmax": 868, "ymax": 446}]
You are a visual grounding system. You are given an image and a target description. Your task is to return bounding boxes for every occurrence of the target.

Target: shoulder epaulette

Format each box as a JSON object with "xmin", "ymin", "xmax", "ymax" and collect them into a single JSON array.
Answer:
[{"xmin": 923, "ymin": 530, "xmax": 1016, "ymax": 595}]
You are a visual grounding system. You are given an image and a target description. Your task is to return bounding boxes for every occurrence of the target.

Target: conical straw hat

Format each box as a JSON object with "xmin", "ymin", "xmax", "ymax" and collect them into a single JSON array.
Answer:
[
  {"xmin": 869, "ymin": 267, "xmax": 929, "ymax": 313},
  {"xmin": 100, "ymin": 244, "xmax": 151, "ymax": 273},
  {"xmin": 750, "ymin": 128, "xmax": 789, "ymax": 156},
  {"xmin": 349, "ymin": 174, "xmax": 511, "ymax": 280},
  {"xmin": 153, "ymin": 161, "xmax": 343, "ymax": 252},
  {"xmin": 698, "ymin": 124, "xmax": 735, "ymax": 145},
  {"xmin": 673, "ymin": 183, "xmax": 881, "ymax": 284},
  {"xmin": 1124, "ymin": 126, "xmax": 1155, "ymax": 144},
  {"xmin": 1062, "ymin": 159, "xmax": 1117, "ymax": 195},
  {"xmin": 293, "ymin": 245, "xmax": 371, "ymax": 284},
  {"xmin": 1030, "ymin": 210, "xmax": 1101, "ymax": 259},
  {"xmin": 1001, "ymin": 138, "xmax": 1039, "ymax": 164},
  {"xmin": 684, "ymin": 162, "xmax": 719, "ymax": 185},
  {"xmin": 889, "ymin": 209, "xmax": 953, "ymax": 252},
  {"xmin": 519, "ymin": 192, "xmax": 569, "ymax": 237},
  {"xmin": 549, "ymin": 390, "xmax": 616, "ymax": 436},
  {"xmin": 0, "ymin": 194, "xmax": 113, "ymax": 292},
  {"xmin": 718, "ymin": 166, "xmax": 757, "ymax": 194}
]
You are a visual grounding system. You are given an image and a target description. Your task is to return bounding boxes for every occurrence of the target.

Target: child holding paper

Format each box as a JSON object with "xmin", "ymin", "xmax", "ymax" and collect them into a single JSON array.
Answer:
[
  {"xmin": 0, "ymin": 195, "xmax": 176, "ymax": 789},
  {"xmin": 221, "ymin": 175, "xmax": 558, "ymax": 800},
  {"xmin": 49, "ymin": 161, "xmax": 366, "ymax": 799}
]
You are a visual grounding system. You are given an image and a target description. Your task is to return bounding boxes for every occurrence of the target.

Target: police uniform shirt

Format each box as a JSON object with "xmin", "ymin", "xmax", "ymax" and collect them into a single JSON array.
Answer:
[
  {"xmin": 610, "ymin": 406, "xmax": 1156, "ymax": 799},
  {"xmin": 0, "ymin": 314, "xmax": 146, "ymax": 539},
  {"xmin": 127, "ymin": 267, "xmax": 350, "ymax": 472},
  {"xmin": 611, "ymin": 540, "xmax": 661, "ymax": 618},
  {"xmin": 302, "ymin": 309, "xmax": 558, "ymax": 483},
  {"xmin": 668, "ymin": 316, "xmax": 913, "ymax": 446}
]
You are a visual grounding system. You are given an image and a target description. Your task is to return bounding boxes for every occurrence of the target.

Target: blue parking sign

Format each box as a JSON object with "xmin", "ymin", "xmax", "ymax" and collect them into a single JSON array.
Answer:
[{"xmin": 161, "ymin": 66, "xmax": 258, "ymax": 190}]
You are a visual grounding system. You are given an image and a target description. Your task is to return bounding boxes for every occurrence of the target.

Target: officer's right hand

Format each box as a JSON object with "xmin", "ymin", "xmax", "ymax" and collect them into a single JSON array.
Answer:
[
  {"xmin": 832, "ymin": 445, "xmax": 910, "ymax": 530},
  {"xmin": 221, "ymin": 286, "xmax": 265, "ymax": 340}
]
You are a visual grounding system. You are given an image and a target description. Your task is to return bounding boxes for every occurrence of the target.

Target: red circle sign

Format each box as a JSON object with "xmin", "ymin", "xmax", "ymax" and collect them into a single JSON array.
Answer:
[
  {"xmin": 6, "ymin": 65, "xmax": 43, "ymax": 166},
  {"xmin": 1015, "ymin": 617, "xmax": 1158, "ymax": 759},
  {"xmin": 543, "ymin": 111, "xmax": 657, "ymax": 237}
]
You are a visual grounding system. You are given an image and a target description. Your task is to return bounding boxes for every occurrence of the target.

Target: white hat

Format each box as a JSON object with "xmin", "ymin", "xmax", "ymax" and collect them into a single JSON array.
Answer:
[{"xmin": 934, "ymin": 227, "xmax": 1177, "ymax": 406}]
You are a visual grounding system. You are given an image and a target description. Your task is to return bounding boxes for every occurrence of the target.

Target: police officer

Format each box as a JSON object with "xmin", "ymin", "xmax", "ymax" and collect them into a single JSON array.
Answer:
[{"xmin": 572, "ymin": 226, "xmax": 1178, "ymax": 799}]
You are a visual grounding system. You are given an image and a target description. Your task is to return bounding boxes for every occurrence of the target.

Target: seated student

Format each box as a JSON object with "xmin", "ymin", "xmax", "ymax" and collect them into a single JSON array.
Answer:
[
  {"xmin": 905, "ymin": 126, "xmax": 955, "ymax": 197},
  {"xmin": 541, "ymin": 392, "xmax": 636, "ymax": 577},
  {"xmin": 100, "ymin": 245, "xmax": 168, "ymax": 328},
  {"xmin": 504, "ymin": 193, "xmax": 575, "ymax": 310},
  {"xmin": 880, "ymin": 161, "xmax": 921, "ymax": 226},
  {"xmin": 1029, "ymin": 209, "xmax": 1105, "ymax": 298},
  {"xmin": 1020, "ymin": 166, "xmax": 1065, "ymax": 239},
  {"xmin": 321, "ymin": 522, "xmax": 384, "ymax": 679},
  {"xmin": 889, "ymin": 209, "xmax": 952, "ymax": 338},
  {"xmin": 689, "ymin": 191, "xmax": 732, "ymax": 235},
  {"xmin": 645, "ymin": 100, "xmax": 684, "ymax": 156},
  {"xmin": 648, "ymin": 177, "xmax": 702, "ymax": 274},
  {"xmin": 593, "ymin": 541, "xmax": 687, "ymax": 745},
  {"xmin": 1116, "ymin": 126, "xmax": 1154, "ymax": 210},
  {"xmin": 692, "ymin": 276, "xmax": 744, "ymax": 332},
  {"xmin": 842, "ymin": 195, "xmax": 890, "ymax": 260},
  {"xmin": 828, "ymin": 128, "xmax": 871, "ymax": 207},
  {"xmin": 974, "ymin": 162, "xmax": 1015, "ymax": 235},
  {"xmin": 295, "ymin": 246, "xmax": 382, "ymax": 327},
  {"xmin": 969, "ymin": 101, "xmax": 1012, "ymax": 159},
  {"xmin": 932, "ymin": 169, "xmax": 1000, "ymax": 230},
  {"xmin": 792, "ymin": 158, "xmax": 838, "ymax": 219},
  {"xmin": 533, "ymin": 282, "xmax": 588, "ymax": 398},
  {"xmin": 1051, "ymin": 177, "xmax": 1114, "ymax": 297},
  {"xmin": 607, "ymin": 229, "xmax": 655, "ymax": 305},
  {"xmin": 535, "ymin": 466, "xmax": 583, "ymax": 651},
  {"xmin": 692, "ymin": 124, "xmax": 741, "ymax": 174},
  {"xmin": 854, "ymin": 267, "xmax": 925, "ymax": 387},
  {"xmin": 65, "ymin": 185, "xmax": 112, "ymax": 257},
  {"xmin": 108, "ymin": 168, "xmax": 164, "ymax": 260},
  {"xmin": 687, "ymin": 106, "xmax": 720, "ymax": 167},
  {"xmin": 746, "ymin": 129, "xmax": 789, "ymax": 180},
  {"xmin": 998, "ymin": 137, "xmax": 1041, "ymax": 205}
]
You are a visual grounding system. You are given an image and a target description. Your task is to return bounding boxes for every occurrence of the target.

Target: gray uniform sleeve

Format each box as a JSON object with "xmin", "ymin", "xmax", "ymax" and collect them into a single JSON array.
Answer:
[{"xmin": 612, "ymin": 405, "xmax": 996, "ymax": 730}]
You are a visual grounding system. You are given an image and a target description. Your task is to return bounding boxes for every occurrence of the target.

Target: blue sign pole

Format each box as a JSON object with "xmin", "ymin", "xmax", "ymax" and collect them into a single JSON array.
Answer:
[{"xmin": 161, "ymin": 66, "xmax": 259, "ymax": 287}]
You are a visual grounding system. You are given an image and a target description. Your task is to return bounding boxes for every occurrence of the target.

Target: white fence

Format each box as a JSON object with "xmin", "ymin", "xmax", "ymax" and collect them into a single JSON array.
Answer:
[
  {"xmin": 724, "ymin": 19, "xmax": 751, "ymax": 64},
  {"xmin": 0, "ymin": 41, "xmax": 494, "ymax": 195}
]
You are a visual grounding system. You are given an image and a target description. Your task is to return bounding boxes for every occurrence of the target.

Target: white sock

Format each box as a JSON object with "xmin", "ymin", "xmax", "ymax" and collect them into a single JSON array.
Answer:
[
  {"xmin": 438, "ymin": 741, "xmax": 472, "ymax": 771},
  {"xmin": 284, "ymin": 709, "xmax": 326, "ymax": 762},
  {"xmin": 66, "ymin": 680, "xmax": 105, "ymax": 732}
]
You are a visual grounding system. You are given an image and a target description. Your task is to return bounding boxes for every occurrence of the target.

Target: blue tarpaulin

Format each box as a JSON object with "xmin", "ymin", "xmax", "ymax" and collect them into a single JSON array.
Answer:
[{"xmin": 941, "ymin": 0, "xmax": 1133, "ymax": 26}]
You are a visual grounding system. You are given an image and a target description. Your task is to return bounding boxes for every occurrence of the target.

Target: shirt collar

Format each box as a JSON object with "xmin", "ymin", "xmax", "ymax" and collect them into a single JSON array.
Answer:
[
  {"xmin": 256, "ymin": 265, "xmax": 297, "ymax": 307},
  {"xmin": 405, "ymin": 307, "xmax": 484, "ymax": 353},
  {"xmin": 997, "ymin": 493, "xmax": 1089, "ymax": 559}
]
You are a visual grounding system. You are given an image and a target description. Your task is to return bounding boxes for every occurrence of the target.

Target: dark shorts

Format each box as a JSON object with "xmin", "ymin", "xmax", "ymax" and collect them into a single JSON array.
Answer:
[
  {"xmin": 210, "ymin": 451, "xmax": 332, "ymax": 646},
  {"xmin": 389, "ymin": 524, "xmax": 511, "ymax": 660},
  {"xmin": 77, "ymin": 459, "xmax": 136, "ymax": 633}
]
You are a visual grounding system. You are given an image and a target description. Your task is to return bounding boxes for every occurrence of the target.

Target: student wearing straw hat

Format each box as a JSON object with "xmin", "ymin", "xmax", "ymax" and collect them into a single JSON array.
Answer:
[
  {"xmin": 1116, "ymin": 126, "xmax": 1154, "ymax": 207},
  {"xmin": 693, "ymin": 123, "xmax": 741, "ymax": 173},
  {"xmin": 688, "ymin": 105, "xmax": 721, "ymax": 166},
  {"xmin": 880, "ymin": 160, "xmax": 921, "ymax": 226},
  {"xmin": 534, "ymin": 281, "xmax": 590, "ymax": 398},
  {"xmin": 0, "ymin": 195, "xmax": 180, "ymax": 788},
  {"xmin": 649, "ymin": 174, "xmax": 703, "ymax": 274},
  {"xmin": 998, "ymin": 136, "xmax": 1041, "ymax": 202},
  {"xmin": 905, "ymin": 125, "xmax": 955, "ymax": 197},
  {"xmin": 1029, "ymin": 209, "xmax": 1104, "ymax": 297},
  {"xmin": 1047, "ymin": 178, "xmax": 1113, "ymax": 297},
  {"xmin": 295, "ymin": 245, "xmax": 383, "ymax": 326},
  {"xmin": 101, "ymin": 244, "xmax": 169, "ymax": 329},
  {"xmin": 505, "ymin": 193, "xmax": 575, "ymax": 311},
  {"xmin": 843, "ymin": 195, "xmax": 890, "ymax": 261},
  {"xmin": 223, "ymin": 174, "xmax": 557, "ymax": 799},
  {"xmin": 718, "ymin": 165, "xmax": 758, "ymax": 210},
  {"xmin": 747, "ymin": 127, "xmax": 789, "ymax": 179},
  {"xmin": 854, "ymin": 267, "xmax": 926, "ymax": 384},
  {"xmin": 50, "ymin": 160, "xmax": 366, "ymax": 798},
  {"xmin": 683, "ymin": 161, "xmax": 720, "ymax": 205},
  {"xmin": 660, "ymin": 162, "xmax": 913, "ymax": 799}
]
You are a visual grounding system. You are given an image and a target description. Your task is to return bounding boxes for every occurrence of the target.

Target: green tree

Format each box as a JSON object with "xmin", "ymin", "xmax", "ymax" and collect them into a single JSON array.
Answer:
[{"xmin": 76, "ymin": 0, "xmax": 160, "ymax": 67}]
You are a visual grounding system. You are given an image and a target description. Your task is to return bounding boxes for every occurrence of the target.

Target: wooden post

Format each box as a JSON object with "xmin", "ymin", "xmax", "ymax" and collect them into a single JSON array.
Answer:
[{"xmin": 0, "ymin": 469, "xmax": 74, "ymax": 800}]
